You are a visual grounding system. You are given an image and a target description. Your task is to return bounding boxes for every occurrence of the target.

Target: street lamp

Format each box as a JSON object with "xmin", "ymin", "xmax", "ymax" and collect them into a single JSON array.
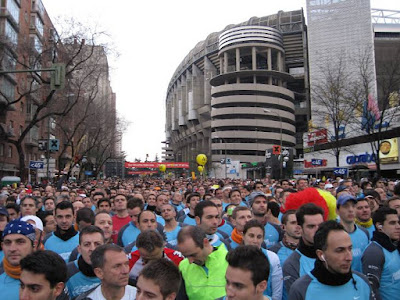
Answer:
[
  {"xmin": 264, "ymin": 109, "xmax": 283, "ymax": 179},
  {"xmin": 214, "ymin": 136, "xmax": 227, "ymax": 178}
]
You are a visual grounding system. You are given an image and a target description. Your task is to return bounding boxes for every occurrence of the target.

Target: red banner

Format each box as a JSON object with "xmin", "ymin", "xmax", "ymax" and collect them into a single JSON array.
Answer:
[
  {"xmin": 128, "ymin": 171, "xmax": 158, "ymax": 175},
  {"xmin": 307, "ymin": 129, "xmax": 328, "ymax": 146},
  {"xmin": 124, "ymin": 162, "xmax": 190, "ymax": 169}
]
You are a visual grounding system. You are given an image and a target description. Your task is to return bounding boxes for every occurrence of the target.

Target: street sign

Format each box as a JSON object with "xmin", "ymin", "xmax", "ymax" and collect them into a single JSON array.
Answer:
[
  {"xmin": 29, "ymin": 161, "xmax": 44, "ymax": 169},
  {"xmin": 226, "ymin": 158, "xmax": 231, "ymax": 164},
  {"xmin": 38, "ymin": 140, "xmax": 47, "ymax": 151},
  {"xmin": 220, "ymin": 158, "xmax": 225, "ymax": 164},
  {"xmin": 49, "ymin": 139, "xmax": 60, "ymax": 151},
  {"xmin": 333, "ymin": 168, "xmax": 348, "ymax": 176},
  {"xmin": 272, "ymin": 145, "xmax": 281, "ymax": 155}
]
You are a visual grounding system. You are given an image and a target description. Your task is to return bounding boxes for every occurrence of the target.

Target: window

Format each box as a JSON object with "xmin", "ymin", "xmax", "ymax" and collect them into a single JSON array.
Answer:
[
  {"xmin": 20, "ymin": 125, "xmax": 23, "ymax": 136},
  {"xmin": 7, "ymin": 0, "xmax": 20, "ymax": 24},
  {"xmin": 0, "ymin": 144, "xmax": 4, "ymax": 157},
  {"xmin": 20, "ymin": 101, "xmax": 24, "ymax": 112},
  {"xmin": 7, "ymin": 146, "xmax": 12, "ymax": 158},
  {"xmin": 35, "ymin": 15, "xmax": 44, "ymax": 36},
  {"xmin": 5, "ymin": 21, "xmax": 18, "ymax": 45},
  {"xmin": 1, "ymin": 78, "xmax": 15, "ymax": 104}
]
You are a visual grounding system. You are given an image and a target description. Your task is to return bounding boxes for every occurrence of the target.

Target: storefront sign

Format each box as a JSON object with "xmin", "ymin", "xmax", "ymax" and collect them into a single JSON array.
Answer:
[
  {"xmin": 379, "ymin": 138, "xmax": 399, "ymax": 164},
  {"xmin": 346, "ymin": 153, "xmax": 376, "ymax": 165},
  {"xmin": 304, "ymin": 159, "xmax": 327, "ymax": 168},
  {"xmin": 307, "ymin": 129, "xmax": 328, "ymax": 146}
]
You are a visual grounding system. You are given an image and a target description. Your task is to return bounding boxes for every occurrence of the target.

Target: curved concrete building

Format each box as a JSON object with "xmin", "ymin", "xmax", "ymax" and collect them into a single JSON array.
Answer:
[
  {"xmin": 164, "ymin": 10, "xmax": 309, "ymax": 178},
  {"xmin": 210, "ymin": 26, "xmax": 296, "ymax": 165}
]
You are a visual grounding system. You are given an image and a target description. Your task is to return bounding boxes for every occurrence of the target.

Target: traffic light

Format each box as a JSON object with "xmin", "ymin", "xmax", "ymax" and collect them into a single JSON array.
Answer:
[{"xmin": 50, "ymin": 63, "xmax": 65, "ymax": 90}]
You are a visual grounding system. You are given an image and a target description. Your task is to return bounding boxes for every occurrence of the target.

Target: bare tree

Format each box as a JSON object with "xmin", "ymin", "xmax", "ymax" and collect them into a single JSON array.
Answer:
[
  {"xmin": 355, "ymin": 48, "xmax": 400, "ymax": 177},
  {"xmin": 0, "ymin": 17, "xmax": 115, "ymax": 181},
  {"xmin": 310, "ymin": 58, "xmax": 363, "ymax": 166}
]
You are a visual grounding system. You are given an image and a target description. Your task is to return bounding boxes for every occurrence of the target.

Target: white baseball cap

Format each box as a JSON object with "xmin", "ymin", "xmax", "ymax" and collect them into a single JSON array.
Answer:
[{"xmin": 21, "ymin": 215, "xmax": 44, "ymax": 232}]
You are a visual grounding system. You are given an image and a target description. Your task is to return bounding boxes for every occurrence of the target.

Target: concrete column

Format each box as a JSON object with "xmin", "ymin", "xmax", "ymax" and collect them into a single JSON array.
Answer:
[
  {"xmin": 236, "ymin": 48, "xmax": 240, "ymax": 71},
  {"xmin": 252, "ymin": 47, "xmax": 256, "ymax": 70},
  {"xmin": 277, "ymin": 51, "xmax": 282, "ymax": 72},
  {"xmin": 224, "ymin": 52, "xmax": 228, "ymax": 74},
  {"xmin": 204, "ymin": 57, "xmax": 216, "ymax": 105},
  {"xmin": 267, "ymin": 48, "xmax": 272, "ymax": 71},
  {"xmin": 219, "ymin": 57, "xmax": 224, "ymax": 74},
  {"xmin": 267, "ymin": 48, "xmax": 272, "ymax": 84}
]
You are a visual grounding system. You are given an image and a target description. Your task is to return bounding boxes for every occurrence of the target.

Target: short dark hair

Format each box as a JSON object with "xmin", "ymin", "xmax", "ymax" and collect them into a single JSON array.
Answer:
[
  {"xmin": 20, "ymin": 250, "xmax": 67, "ymax": 288},
  {"xmin": 314, "ymin": 220, "xmax": 345, "ymax": 251},
  {"xmin": 6, "ymin": 203, "xmax": 19, "ymax": 213},
  {"xmin": 43, "ymin": 197, "xmax": 55, "ymax": 205},
  {"xmin": 253, "ymin": 181, "xmax": 263, "ymax": 190},
  {"xmin": 364, "ymin": 189, "xmax": 381, "ymax": 203},
  {"xmin": 139, "ymin": 258, "xmax": 181, "ymax": 297},
  {"xmin": 55, "ymin": 201, "xmax": 74, "ymax": 215},
  {"xmin": 187, "ymin": 192, "xmax": 200, "ymax": 204},
  {"xmin": 296, "ymin": 203, "xmax": 324, "ymax": 227},
  {"xmin": 79, "ymin": 225, "xmax": 105, "ymax": 244},
  {"xmin": 194, "ymin": 200, "xmax": 217, "ymax": 219},
  {"xmin": 127, "ymin": 198, "xmax": 144, "ymax": 210},
  {"xmin": 20, "ymin": 196, "xmax": 38, "ymax": 207},
  {"xmin": 281, "ymin": 209, "xmax": 296, "ymax": 225},
  {"xmin": 243, "ymin": 219, "xmax": 265, "ymax": 237},
  {"xmin": 97, "ymin": 198, "xmax": 111, "ymax": 208},
  {"xmin": 232, "ymin": 206, "xmax": 251, "ymax": 219},
  {"xmin": 226, "ymin": 245, "xmax": 269, "ymax": 287},
  {"xmin": 361, "ymin": 181, "xmax": 371, "ymax": 190},
  {"xmin": 136, "ymin": 230, "xmax": 164, "ymax": 252},
  {"xmin": 91, "ymin": 244, "xmax": 125, "ymax": 269},
  {"xmin": 37, "ymin": 211, "xmax": 53, "ymax": 226},
  {"xmin": 229, "ymin": 188, "xmax": 241, "ymax": 198},
  {"xmin": 138, "ymin": 210, "xmax": 156, "ymax": 224},
  {"xmin": 177, "ymin": 225, "xmax": 205, "ymax": 249},
  {"xmin": 394, "ymin": 182, "xmax": 400, "ymax": 196},
  {"xmin": 385, "ymin": 196, "xmax": 400, "ymax": 208},
  {"xmin": 93, "ymin": 192, "xmax": 105, "ymax": 198},
  {"xmin": 267, "ymin": 201, "xmax": 280, "ymax": 218},
  {"xmin": 372, "ymin": 206, "xmax": 398, "ymax": 227},
  {"xmin": 76, "ymin": 207, "xmax": 95, "ymax": 225}
]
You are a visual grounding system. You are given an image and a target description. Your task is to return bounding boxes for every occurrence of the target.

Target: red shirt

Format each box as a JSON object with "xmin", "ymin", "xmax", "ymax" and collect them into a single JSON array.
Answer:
[
  {"xmin": 111, "ymin": 214, "xmax": 131, "ymax": 244},
  {"xmin": 128, "ymin": 248, "xmax": 184, "ymax": 283}
]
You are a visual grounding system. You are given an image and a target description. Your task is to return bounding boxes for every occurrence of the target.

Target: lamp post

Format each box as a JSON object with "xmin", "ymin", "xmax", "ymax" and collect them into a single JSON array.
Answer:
[
  {"xmin": 264, "ymin": 109, "xmax": 283, "ymax": 179},
  {"xmin": 215, "ymin": 136, "xmax": 227, "ymax": 178}
]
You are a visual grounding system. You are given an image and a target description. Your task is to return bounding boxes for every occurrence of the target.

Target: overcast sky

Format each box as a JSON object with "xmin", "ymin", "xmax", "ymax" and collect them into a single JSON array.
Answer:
[{"xmin": 42, "ymin": 0, "xmax": 397, "ymax": 162}]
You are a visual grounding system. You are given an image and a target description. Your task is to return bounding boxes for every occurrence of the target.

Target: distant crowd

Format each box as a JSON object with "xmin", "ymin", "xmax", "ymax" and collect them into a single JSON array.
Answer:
[{"xmin": 0, "ymin": 176, "xmax": 399, "ymax": 300}]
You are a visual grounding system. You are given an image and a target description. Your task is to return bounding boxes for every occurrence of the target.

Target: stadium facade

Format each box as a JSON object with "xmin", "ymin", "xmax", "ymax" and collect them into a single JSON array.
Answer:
[{"xmin": 164, "ymin": 10, "xmax": 309, "ymax": 178}]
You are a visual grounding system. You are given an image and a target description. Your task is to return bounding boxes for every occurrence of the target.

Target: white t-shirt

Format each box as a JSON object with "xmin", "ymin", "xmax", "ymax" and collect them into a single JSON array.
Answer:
[{"xmin": 86, "ymin": 284, "xmax": 137, "ymax": 300}]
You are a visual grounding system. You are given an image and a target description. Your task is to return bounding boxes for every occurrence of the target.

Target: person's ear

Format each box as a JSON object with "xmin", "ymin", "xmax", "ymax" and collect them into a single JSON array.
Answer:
[
  {"xmin": 53, "ymin": 282, "xmax": 65, "ymax": 297},
  {"xmin": 165, "ymin": 292, "xmax": 177, "ymax": 300},
  {"xmin": 93, "ymin": 267, "xmax": 104, "ymax": 280},
  {"xmin": 78, "ymin": 245, "xmax": 82, "ymax": 254},
  {"xmin": 316, "ymin": 249, "xmax": 324, "ymax": 261},
  {"xmin": 195, "ymin": 216, "xmax": 201, "ymax": 226},
  {"xmin": 255, "ymin": 280, "xmax": 267, "ymax": 294}
]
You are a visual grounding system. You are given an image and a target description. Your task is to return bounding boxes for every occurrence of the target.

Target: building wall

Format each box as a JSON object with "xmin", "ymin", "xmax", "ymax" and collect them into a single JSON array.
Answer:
[
  {"xmin": 165, "ymin": 10, "xmax": 309, "ymax": 176},
  {"xmin": 0, "ymin": 0, "xmax": 55, "ymax": 178},
  {"xmin": 306, "ymin": 0, "xmax": 376, "ymax": 129}
]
